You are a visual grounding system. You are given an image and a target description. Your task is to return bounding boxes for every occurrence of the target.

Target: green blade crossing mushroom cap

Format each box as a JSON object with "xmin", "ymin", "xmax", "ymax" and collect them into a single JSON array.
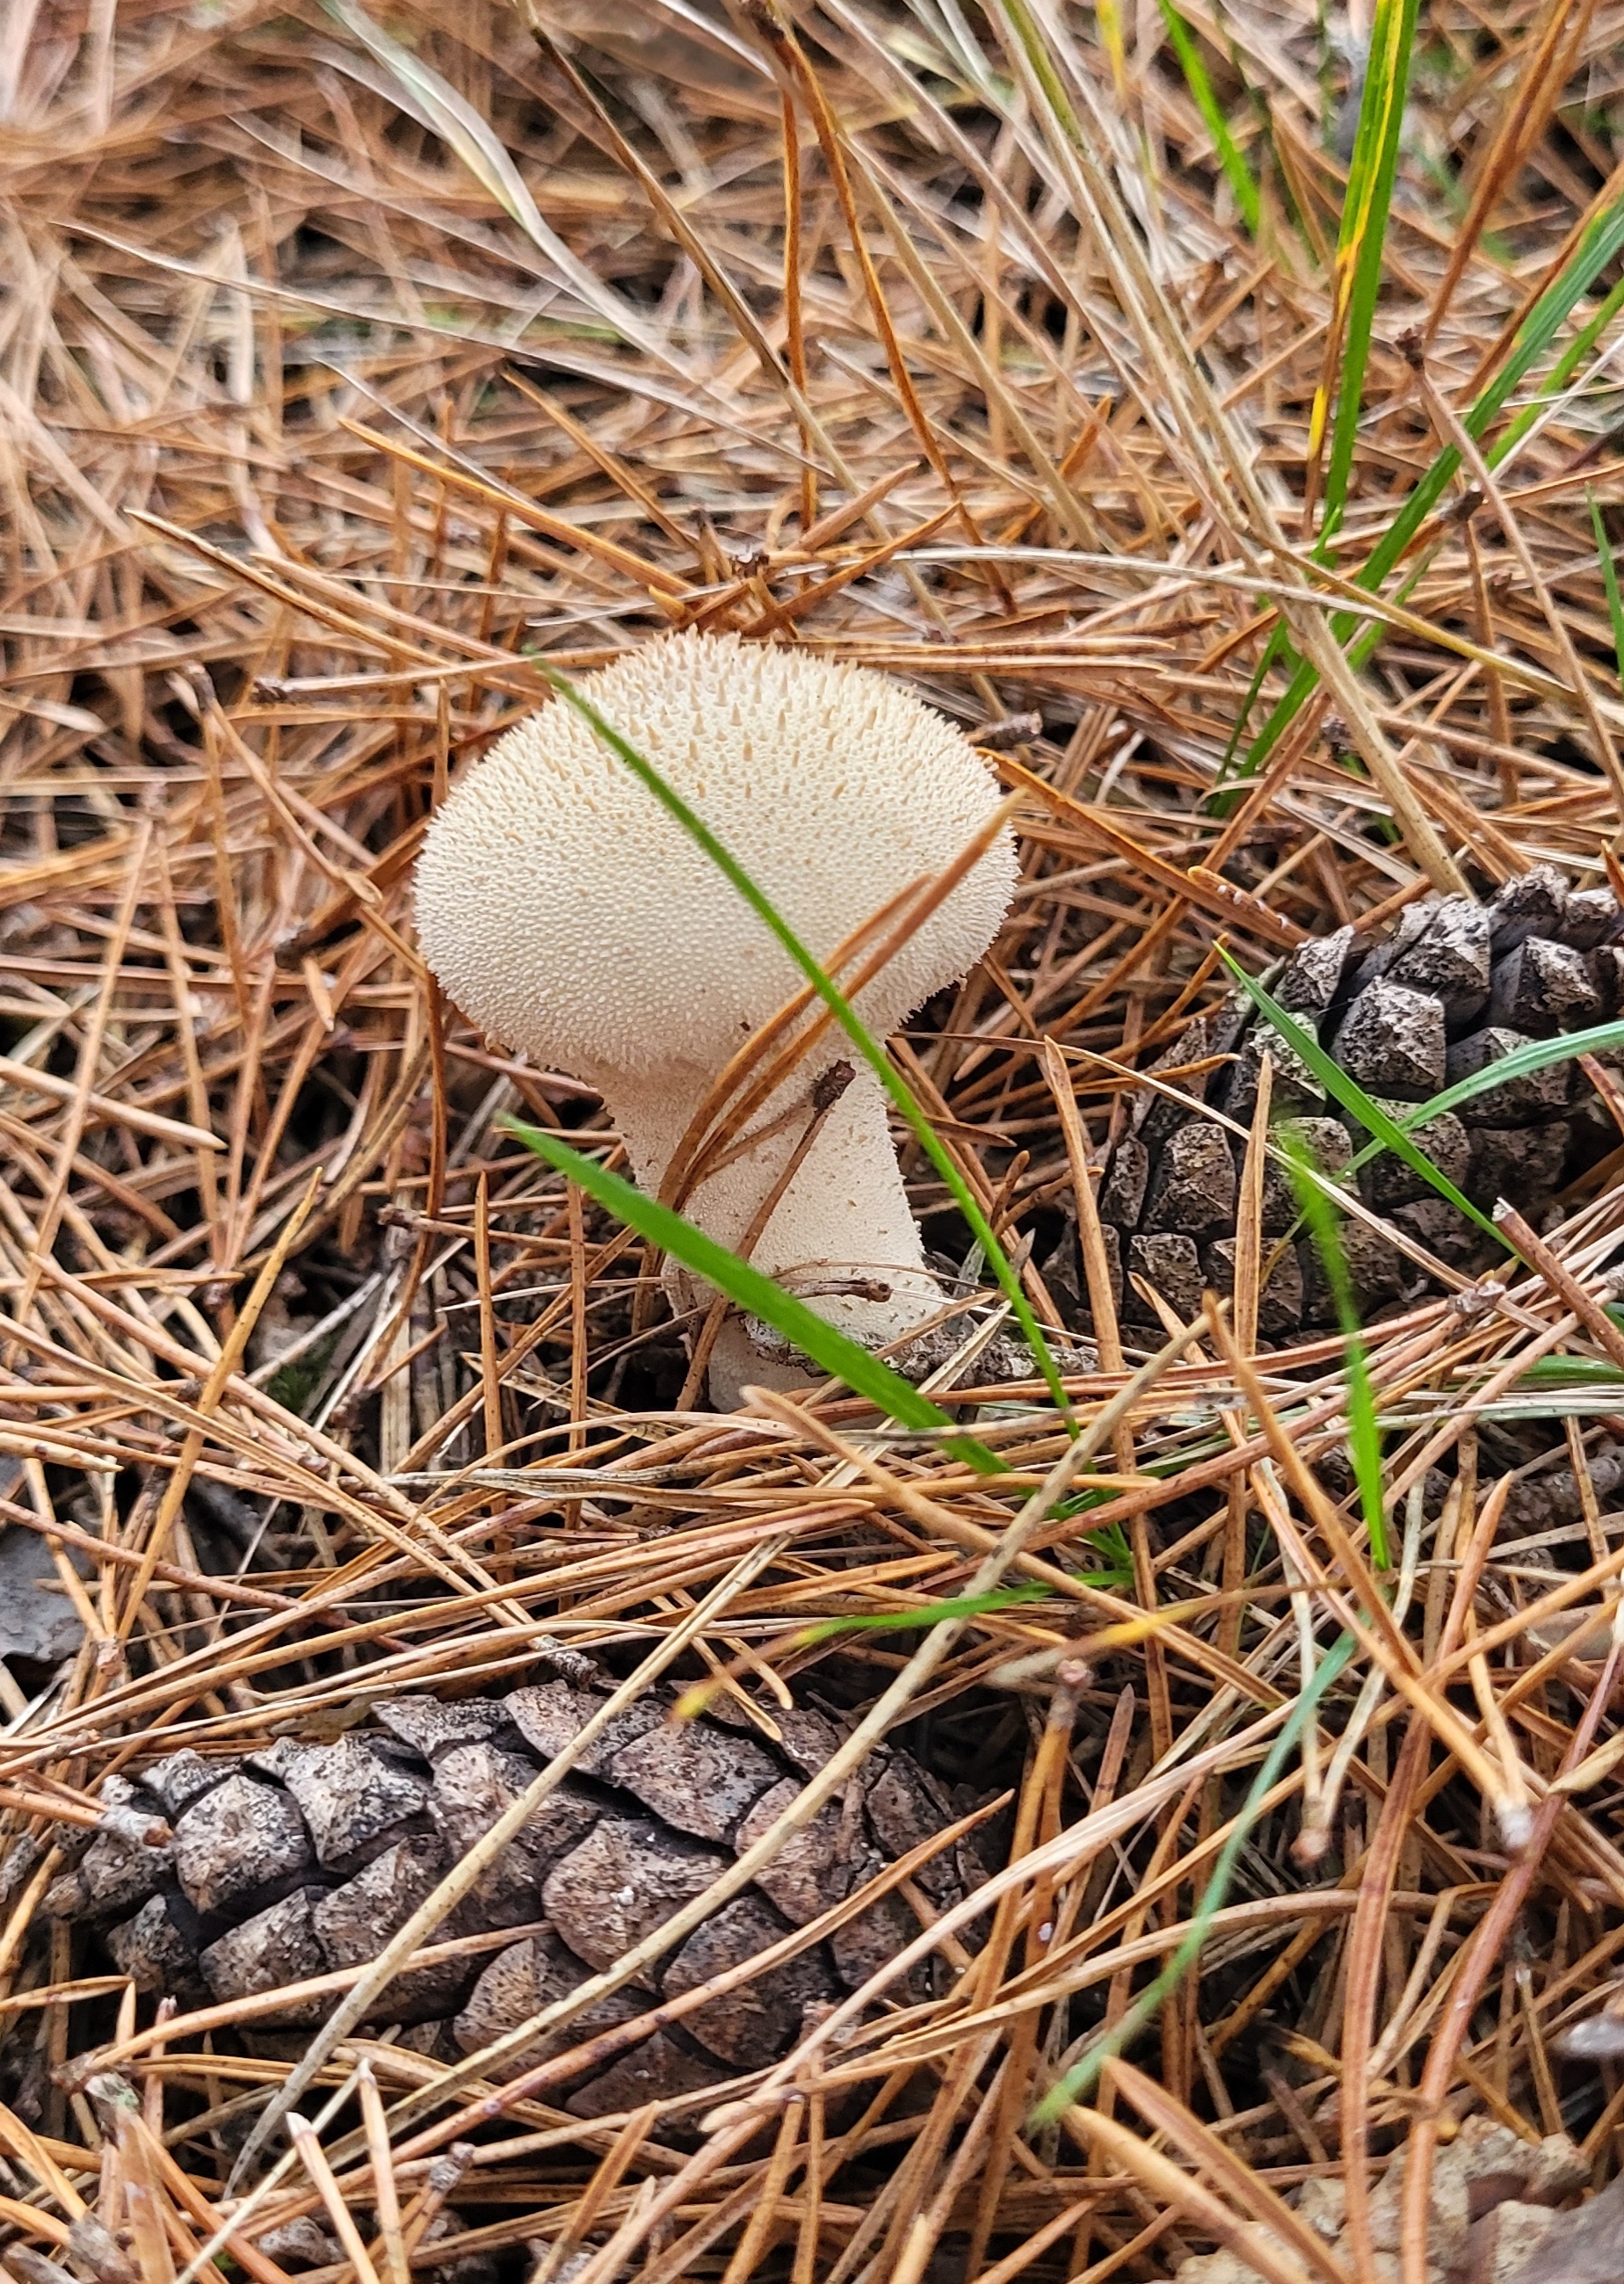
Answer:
[{"xmin": 414, "ymin": 630, "xmax": 1018, "ymax": 1406}]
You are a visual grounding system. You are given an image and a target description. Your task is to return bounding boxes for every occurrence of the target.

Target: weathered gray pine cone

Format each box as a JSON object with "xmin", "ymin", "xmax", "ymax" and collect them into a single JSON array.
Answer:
[
  {"xmin": 40, "ymin": 1679, "xmax": 991, "ymax": 2116},
  {"xmin": 1098, "ymin": 866, "xmax": 1624, "ymax": 1339}
]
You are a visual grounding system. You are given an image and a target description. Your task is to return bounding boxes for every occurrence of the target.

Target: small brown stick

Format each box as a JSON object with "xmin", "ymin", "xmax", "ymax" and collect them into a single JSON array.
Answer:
[
  {"xmin": 116, "ymin": 1171, "xmax": 323, "ymax": 1637},
  {"xmin": 566, "ymin": 1179, "xmax": 589, "ymax": 1458},
  {"xmin": 999, "ymin": 755, "xmax": 1308, "ymax": 948},
  {"xmin": 333, "ymin": 420, "xmax": 689, "ymax": 602},
  {"xmin": 1493, "ymin": 1203, "xmax": 1624, "ymax": 1374},
  {"xmin": 356, "ymin": 2063, "xmax": 407, "ymax": 2284},
  {"xmin": 0, "ymin": 1055, "xmax": 221, "ymax": 1156},
  {"xmin": 1213, "ymin": 1314, "xmax": 1530, "ymax": 1831},
  {"xmin": 474, "ymin": 1171, "xmax": 503, "ymax": 1464},
  {"xmin": 393, "ymin": 2145, "xmax": 472, "ymax": 2265},
  {"xmin": 1461, "ymin": 519, "xmax": 1514, "ymax": 797},
  {"xmin": 1041, "ymin": 1037, "xmax": 1122, "ymax": 1377},
  {"xmin": 1415, "ymin": 371, "xmax": 1624, "ymax": 805},
  {"xmin": 529, "ymin": 2106, "xmax": 658, "ymax": 2284},
  {"xmin": 0, "ymin": 1786, "xmax": 163, "ymax": 1839},
  {"xmin": 1099, "ymin": 2059, "xmax": 1351, "ymax": 2284},
  {"xmin": 745, "ymin": 3, "xmax": 997, "ymax": 573},
  {"xmin": 1337, "ymin": 1716, "xmax": 1431, "ymax": 2275},
  {"xmin": 141, "ymin": 2133, "xmax": 292, "ymax": 2284},
  {"xmin": 1231, "ymin": 1051, "xmax": 1272, "ymax": 1361},
  {"xmin": 286, "ymin": 2115, "xmax": 382, "ymax": 2284},
  {"xmin": 779, "ymin": 90, "xmax": 816, "ymax": 536},
  {"xmin": 1056, "ymin": 2098, "xmax": 1321, "ymax": 2284},
  {"xmin": 1420, "ymin": 0, "xmax": 1601, "ymax": 348},
  {"xmin": 716, "ymin": 2096, "xmax": 804, "ymax": 2284},
  {"xmin": 962, "ymin": 1664, "xmax": 1085, "ymax": 2276},
  {"xmin": 11, "ymin": 817, "xmax": 154, "ymax": 1338},
  {"xmin": 83, "ymin": 2079, "xmax": 173, "ymax": 2284},
  {"xmin": 503, "ymin": 370, "xmax": 694, "ymax": 554},
  {"xmin": 1397, "ymin": 1634, "xmax": 1623, "ymax": 2284}
]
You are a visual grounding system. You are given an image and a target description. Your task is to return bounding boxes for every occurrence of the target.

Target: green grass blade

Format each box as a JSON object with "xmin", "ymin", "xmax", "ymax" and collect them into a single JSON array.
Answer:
[
  {"xmin": 1350, "ymin": 1014, "xmax": 1624, "ymax": 1157},
  {"xmin": 1001, "ymin": 0, "xmax": 1624, "ymax": 801},
  {"xmin": 1591, "ymin": 486, "xmax": 1624, "ymax": 699},
  {"xmin": 1220, "ymin": 951, "xmax": 1504, "ymax": 1246},
  {"xmin": 1282, "ymin": 1134, "xmax": 1388, "ymax": 1570},
  {"xmin": 1041, "ymin": 1492, "xmax": 1140, "ymax": 1573},
  {"xmin": 1313, "ymin": 0, "xmax": 1419, "ymax": 547},
  {"xmin": 1209, "ymin": 618, "xmax": 1287, "ymax": 808},
  {"xmin": 1492, "ymin": 265, "xmax": 1624, "ymax": 471},
  {"xmin": 792, "ymin": 1582, "xmax": 1050, "ymax": 1643},
  {"xmin": 540, "ymin": 666, "xmax": 1073, "ymax": 1418},
  {"xmin": 1156, "ymin": 0, "xmax": 1259, "ymax": 236},
  {"xmin": 507, "ymin": 1119, "xmax": 1005, "ymax": 1474},
  {"xmin": 1522, "ymin": 1352, "xmax": 1624, "ymax": 1388},
  {"xmin": 1228, "ymin": 193, "xmax": 1624, "ymax": 787},
  {"xmin": 1229, "ymin": 547, "xmax": 1435, "ymax": 790},
  {"xmin": 1032, "ymin": 1629, "xmax": 1357, "ymax": 2119},
  {"xmin": 678, "ymin": 1581, "xmax": 1064, "ymax": 1718}
]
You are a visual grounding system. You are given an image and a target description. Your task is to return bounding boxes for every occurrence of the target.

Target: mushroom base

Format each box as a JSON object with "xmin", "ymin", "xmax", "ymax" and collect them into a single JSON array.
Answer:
[
  {"xmin": 608, "ymin": 1062, "xmax": 948, "ymax": 1410},
  {"xmin": 704, "ymin": 1261, "xmax": 950, "ymax": 1409}
]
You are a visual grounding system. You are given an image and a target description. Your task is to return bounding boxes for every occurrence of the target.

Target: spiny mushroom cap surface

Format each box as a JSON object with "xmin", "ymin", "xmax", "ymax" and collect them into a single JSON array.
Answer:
[{"xmin": 414, "ymin": 631, "xmax": 1017, "ymax": 1085}]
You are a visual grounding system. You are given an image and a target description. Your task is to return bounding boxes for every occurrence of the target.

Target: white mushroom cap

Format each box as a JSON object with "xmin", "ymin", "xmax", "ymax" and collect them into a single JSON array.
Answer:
[
  {"xmin": 416, "ymin": 630, "xmax": 1017, "ymax": 1403},
  {"xmin": 417, "ymin": 632, "xmax": 1014, "ymax": 1083}
]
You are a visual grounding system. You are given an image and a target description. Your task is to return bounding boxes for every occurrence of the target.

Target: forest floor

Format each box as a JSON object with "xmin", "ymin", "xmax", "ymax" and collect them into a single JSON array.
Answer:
[{"xmin": 4, "ymin": 0, "xmax": 1624, "ymax": 2278}]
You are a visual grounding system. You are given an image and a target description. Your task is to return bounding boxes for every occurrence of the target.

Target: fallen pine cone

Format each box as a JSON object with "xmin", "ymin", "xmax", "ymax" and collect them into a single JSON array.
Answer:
[
  {"xmin": 1098, "ymin": 866, "xmax": 1624, "ymax": 1338},
  {"xmin": 38, "ymin": 1677, "xmax": 993, "ymax": 2117}
]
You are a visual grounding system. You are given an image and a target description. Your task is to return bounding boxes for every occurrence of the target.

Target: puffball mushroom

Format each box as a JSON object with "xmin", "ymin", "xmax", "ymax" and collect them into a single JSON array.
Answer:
[{"xmin": 415, "ymin": 630, "xmax": 1017, "ymax": 1407}]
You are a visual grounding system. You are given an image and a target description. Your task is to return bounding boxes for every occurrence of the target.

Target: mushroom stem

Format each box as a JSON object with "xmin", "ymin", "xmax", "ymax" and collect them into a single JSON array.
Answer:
[{"xmin": 610, "ymin": 1062, "xmax": 945, "ymax": 1405}]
